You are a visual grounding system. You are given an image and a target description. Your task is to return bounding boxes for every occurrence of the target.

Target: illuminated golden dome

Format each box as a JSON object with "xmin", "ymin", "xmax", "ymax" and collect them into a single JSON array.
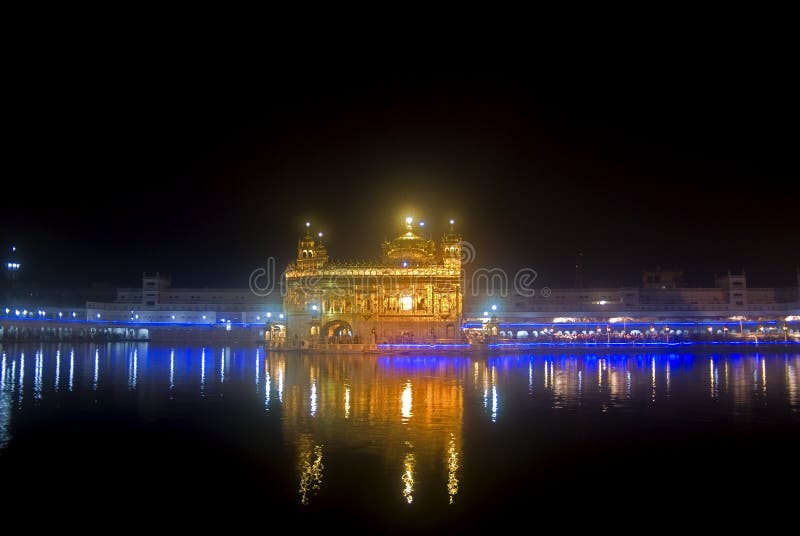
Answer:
[{"xmin": 382, "ymin": 217, "xmax": 436, "ymax": 265}]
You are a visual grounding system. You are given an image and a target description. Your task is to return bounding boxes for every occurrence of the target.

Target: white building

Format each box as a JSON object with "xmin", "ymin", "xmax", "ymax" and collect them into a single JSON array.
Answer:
[{"xmin": 85, "ymin": 273, "xmax": 283, "ymax": 325}]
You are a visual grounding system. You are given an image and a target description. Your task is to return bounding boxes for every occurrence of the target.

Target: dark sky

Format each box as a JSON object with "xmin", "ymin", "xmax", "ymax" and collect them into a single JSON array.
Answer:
[{"xmin": 4, "ymin": 48, "xmax": 798, "ymax": 289}]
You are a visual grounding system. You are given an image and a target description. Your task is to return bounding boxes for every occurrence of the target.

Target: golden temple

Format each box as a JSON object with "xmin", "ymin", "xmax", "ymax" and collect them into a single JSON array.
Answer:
[{"xmin": 284, "ymin": 217, "xmax": 464, "ymax": 348}]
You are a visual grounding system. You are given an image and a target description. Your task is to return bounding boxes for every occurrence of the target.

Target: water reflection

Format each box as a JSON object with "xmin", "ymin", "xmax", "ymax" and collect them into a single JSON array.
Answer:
[
  {"xmin": 402, "ymin": 442, "xmax": 415, "ymax": 504},
  {"xmin": 92, "ymin": 348, "xmax": 99, "ymax": 391},
  {"xmin": 54, "ymin": 349, "xmax": 60, "ymax": 392},
  {"xmin": 0, "ymin": 343, "xmax": 799, "ymax": 513},
  {"xmin": 69, "ymin": 349, "xmax": 74, "ymax": 391},
  {"xmin": 297, "ymin": 435, "xmax": 324, "ymax": 505},
  {"xmin": 788, "ymin": 357, "xmax": 798, "ymax": 407},
  {"xmin": 446, "ymin": 432, "xmax": 459, "ymax": 504},
  {"xmin": 401, "ymin": 381, "xmax": 412, "ymax": 422}
]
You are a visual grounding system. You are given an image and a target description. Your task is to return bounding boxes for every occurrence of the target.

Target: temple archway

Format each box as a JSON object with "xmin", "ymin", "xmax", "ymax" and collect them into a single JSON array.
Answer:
[{"xmin": 322, "ymin": 320, "xmax": 353, "ymax": 343}]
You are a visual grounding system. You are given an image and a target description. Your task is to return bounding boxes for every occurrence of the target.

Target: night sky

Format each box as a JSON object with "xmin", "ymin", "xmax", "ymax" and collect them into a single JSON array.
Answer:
[{"xmin": 4, "ymin": 50, "xmax": 798, "ymax": 290}]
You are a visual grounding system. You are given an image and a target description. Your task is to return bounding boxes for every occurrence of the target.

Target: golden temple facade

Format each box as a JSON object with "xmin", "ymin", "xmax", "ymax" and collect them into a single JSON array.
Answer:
[{"xmin": 284, "ymin": 217, "xmax": 463, "ymax": 347}]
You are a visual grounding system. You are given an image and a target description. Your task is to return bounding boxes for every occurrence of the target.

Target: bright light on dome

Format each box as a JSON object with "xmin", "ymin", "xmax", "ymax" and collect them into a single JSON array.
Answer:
[
  {"xmin": 419, "ymin": 222, "xmax": 425, "ymax": 227},
  {"xmin": 405, "ymin": 217, "xmax": 413, "ymax": 225},
  {"xmin": 306, "ymin": 222, "xmax": 310, "ymax": 227},
  {"xmin": 450, "ymin": 219, "xmax": 455, "ymax": 225},
  {"xmin": 318, "ymin": 232, "xmax": 323, "ymax": 238}
]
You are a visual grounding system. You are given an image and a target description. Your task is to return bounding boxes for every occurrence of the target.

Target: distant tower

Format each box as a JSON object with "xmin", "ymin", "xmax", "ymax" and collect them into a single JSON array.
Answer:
[
  {"xmin": 441, "ymin": 219, "xmax": 462, "ymax": 269},
  {"xmin": 575, "ymin": 252, "xmax": 584, "ymax": 288},
  {"xmin": 297, "ymin": 222, "xmax": 328, "ymax": 270},
  {"xmin": 4, "ymin": 244, "xmax": 21, "ymax": 285}
]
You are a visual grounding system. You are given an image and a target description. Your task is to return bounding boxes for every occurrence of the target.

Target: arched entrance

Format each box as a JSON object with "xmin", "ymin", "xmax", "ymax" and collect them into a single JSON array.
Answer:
[{"xmin": 322, "ymin": 320, "xmax": 353, "ymax": 343}]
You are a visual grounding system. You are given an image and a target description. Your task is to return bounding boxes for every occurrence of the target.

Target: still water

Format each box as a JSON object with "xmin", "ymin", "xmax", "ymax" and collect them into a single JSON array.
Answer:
[{"xmin": 2, "ymin": 343, "xmax": 799, "ymax": 529}]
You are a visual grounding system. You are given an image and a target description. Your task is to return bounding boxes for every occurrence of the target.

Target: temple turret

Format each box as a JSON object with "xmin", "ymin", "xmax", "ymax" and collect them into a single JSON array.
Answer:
[{"xmin": 297, "ymin": 222, "xmax": 328, "ymax": 270}]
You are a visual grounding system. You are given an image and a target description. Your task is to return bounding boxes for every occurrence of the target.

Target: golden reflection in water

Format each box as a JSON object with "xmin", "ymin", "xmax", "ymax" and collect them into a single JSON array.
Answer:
[
  {"xmin": 713, "ymin": 357, "xmax": 720, "ymax": 399},
  {"xmin": 402, "ymin": 441, "xmax": 415, "ymax": 504},
  {"xmin": 447, "ymin": 432, "xmax": 459, "ymax": 504},
  {"xmin": 298, "ymin": 435, "xmax": 324, "ymax": 505},
  {"xmin": 276, "ymin": 353, "xmax": 465, "ymax": 505},
  {"xmin": 483, "ymin": 363, "xmax": 490, "ymax": 408},
  {"xmin": 344, "ymin": 383, "xmax": 351, "ymax": 419},
  {"xmin": 277, "ymin": 359, "xmax": 284, "ymax": 403},
  {"xmin": 401, "ymin": 381, "xmax": 412, "ymax": 422},
  {"xmin": 787, "ymin": 358, "xmax": 798, "ymax": 406},
  {"xmin": 761, "ymin": 357, "xmax": 767, "ymax": 396}
]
